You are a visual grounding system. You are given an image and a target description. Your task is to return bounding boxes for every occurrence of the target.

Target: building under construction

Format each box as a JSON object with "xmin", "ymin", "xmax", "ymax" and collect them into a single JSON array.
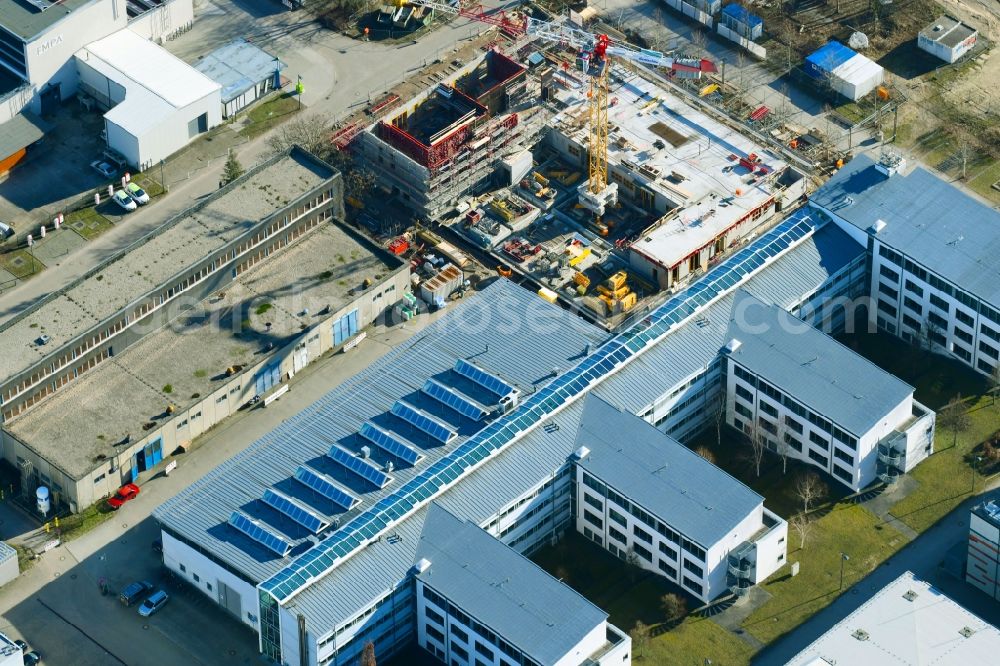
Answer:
[{"xmin": 356, "ymin": 50, "xmax": 533, "ymax": 220}]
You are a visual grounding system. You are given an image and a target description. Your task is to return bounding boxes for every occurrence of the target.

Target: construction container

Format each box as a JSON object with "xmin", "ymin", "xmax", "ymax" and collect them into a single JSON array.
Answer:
[
  {"xmin": 435, "ymin": 240, "xmax": 471, "ymax": 270},
  {"xmin": 805, "ymin": 41, "xmax": 883, "ymax": 101},
  {"xmin": 568, "ymin": 246, "xmax": 591, "ymax": 267},
  {"xmin": 606, "ymin": 271, "xmax": 628, "ymax": 290},
  {"xmin": 420, "ymin": 264, "xmax": 463, "ymax": 303},
  {"xmin": 538, "ymin": 287, "xmax": 559, "ymax": 303},
  {"xmin": 500, "ymin": 150, "xmax": 533, "ymax": 186}
]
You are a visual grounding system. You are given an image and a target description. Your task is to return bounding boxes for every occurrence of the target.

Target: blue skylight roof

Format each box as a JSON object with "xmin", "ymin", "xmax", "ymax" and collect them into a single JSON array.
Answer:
[
  {"xmin": 262, "ymin": 488, "xmax": 331, "ymax": 534},
  {"xmin": 228, "ymin": 511, "xmax": 293, "ymax": 557},
  {"xmin": 454, "ymin": 359, "xmax": 515, "ymax": 398},
  {"xmin": 293, "ymin": 466, "xmax": 359, "ymax": 511},
  {"xmin": 327, "ymin": 444, "xmax": 393, "ymax": 488},
  {"xmin": 422, "ymin": 378, "xmax": 489, "ymax": 421},
  {"xmin": 359, "ymin": 422, "xmax": 424, "ymax": 466},
  {"xmin": 391, "ymin": 400, "xmax": 457, "ymax": 444}
]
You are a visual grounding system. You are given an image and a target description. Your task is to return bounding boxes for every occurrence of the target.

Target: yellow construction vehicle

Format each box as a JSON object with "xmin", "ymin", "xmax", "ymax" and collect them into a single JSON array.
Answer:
[
  {"xmin": 605, "ymin": 271, "xmax": 628, "ymax": 291},
  {"xmin": 573, "ymin": 271, "xmax": 591, "ymax": 290},
  {"xmin": 597, "ymin": 284, "xmax": 630, "ymax": 300}
]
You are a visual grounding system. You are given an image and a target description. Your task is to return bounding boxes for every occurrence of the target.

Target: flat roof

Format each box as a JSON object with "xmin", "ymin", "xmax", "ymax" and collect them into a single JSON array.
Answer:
[
  {"xmin": 577, "ymin": 394, "xmax": 762, "ymax": 546},
  {"xmin": 0, "ymin": 540, "xmax": 14, "ymax": 564},
  {"xmin": 0, "ymin": 0, "xmax": 93, "ymax": 41},
  {"xmin": 725, "ymin": 290, "xmax": 913, "ymax": 436},
  {"xmin": 8, "ymin": 222, "xmax": 399, "ymax": 480},
  {"xmin": 78, "ymin": 28, "xmax": 220, "ymax": 136},
  {"xmin": 973, "ymin": 500, "xmax": 1000, "ymax": 528},
  {"xmin": 811, "ymin": 154, "xmax": 1000, "ymax": 310},
  {"xmin": 553, "ymin": 68, "xmax": 788, "ymax": 269},
  {"xmin": 0, "ymin": 149, "xmax": 334, "ymax": 385},
  {"xmin": 154, "ymin": 280, "xmax": 607, "ymax": 584},
  {"xmin": 157, "ymin": 211, "xmax": 854, "ymax": 630},
  {"xmin": 193, "ymin": 39, "xmax": 285, "ymax": 104},
  {"xmin": 921, "ymin": 15, "xmax": 978, "ymax": 48},
  {"xmin": 787, "ymin": 571, "xmax": 1000, "ymax": 665},
  {"xmin": 0, "ymin": 111, "xmax": 48, "ymax": 158},
  {"xmin": 415, "ymin": 504, "xmax": 607, "ymax": 666}
]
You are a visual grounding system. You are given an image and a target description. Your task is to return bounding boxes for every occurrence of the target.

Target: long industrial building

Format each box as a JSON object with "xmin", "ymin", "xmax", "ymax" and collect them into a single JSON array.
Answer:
[
  {"xmin": 153, "ymin": 199, "xmax": 930, "ymax": 663},
  {"xmin": 0, "ymin": 147, "xmax": 410, "ymax": 511},
  {"xmin": 812, "ymin": 152, "xmax": 1000, "ymax": 380}
]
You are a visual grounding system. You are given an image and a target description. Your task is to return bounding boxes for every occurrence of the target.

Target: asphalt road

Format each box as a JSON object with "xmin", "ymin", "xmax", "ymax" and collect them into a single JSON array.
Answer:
[
  {"xmin": 0, "ymin": 312, "xmax": 448, "ymax": 665},
  {"xmin": 756, "ymin": 483, "xmax": 1000, "ymax": 664}
]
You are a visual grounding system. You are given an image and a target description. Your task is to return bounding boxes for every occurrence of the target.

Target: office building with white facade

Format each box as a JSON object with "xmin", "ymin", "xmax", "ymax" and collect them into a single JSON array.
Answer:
[
  {"xmin": 414, "ymin": 504, "xmax": 630, "ymax": 666},
  {"xmin": 574, "ymin": 396, "xmax": 786, "ymax": 602},
  {"xmin": 812, "ymin": 152, "xmax": 1000, "ymax": 380},
  {"xmin": 151, "ymin": 207, "xmax": 888, "ymax": 665},
  {"xmin": 0, "ymin": 0, "xmax": 192, "ymax": 124},
  {"xmin": 723, "ymin": 290, "xmax": 935, "ymax": 491},
  {"xmin": 968, "ymin": 500, "xmax": 1000, "ymax": 602}
]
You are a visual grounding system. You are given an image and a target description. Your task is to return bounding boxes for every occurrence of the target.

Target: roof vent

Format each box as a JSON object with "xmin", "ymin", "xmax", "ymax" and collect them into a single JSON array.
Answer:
[
  {"xmin": 574, "ymin": 445, "xmax": 591, "ymax": 459},
  {"xmin": 413, "ymin": 558, "xmax": 431, "ymax": 574},
  {"xmin": 903, "ymin": 589, "xmax": 918, "ymax": 602},
  {"xmin": 385, "ymin": 460, "xmax": 394, "ymax": 473},
  {"xmin": 724, "ymin": 338, "xmax": 742, "ymax": 353},
  {"xmin": 960, "ymin": 626, "xmax": 975, "ymax": 638},
  {"xmin": 871, "ymin": 219, "xmax": 886, "ymax": 234},
  {"xmin": 360, "ymin": 445, "xmax": 371, "ymax": 459},
  {"xmin": 852, "ymin": 629, "xmax": 870, "ymax": 641},
  {"xmin": 875, "ymin": 149, "xmax": 905, "ymax": 177}
]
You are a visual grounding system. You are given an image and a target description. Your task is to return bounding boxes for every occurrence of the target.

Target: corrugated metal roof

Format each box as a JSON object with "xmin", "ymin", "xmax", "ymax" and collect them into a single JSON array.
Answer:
[
  {"xmin": 414, "ymin": 504, "xmax": 607, "ymax": 665},
  {"xmin": 0, "ymin": 540, "xmax": 15, "ymax": 565},
  {"xmin": 194, "ymin": 39, "xmax": 286, "ymax": 104},
  {"xmin": 805, "ymin": 41, "xmax": 857, "ymax": 77},
  {"xmin": 154, "ymin": 280, "xmax": 606, "ymax": 584},
  {"xmin": 0, "ymin": 111, "xmax": 49, "ymax": 160},
  {"xmin": 812, "ymin": 154, "xmax": 1000, "ymax": 309},
  {"xmin": 159, "ymin": 212, "xmax": 865, "ymax": 633},
  {"xmin": 594, "ymin": 219, "xmax": 865, "ymax": 413},
  {"xmin": 726, "ymin": 290, "xmax": 913, "ymax": 435},
  {"xmin": 577, "ymin": 395, "xmax": 762, "ymax": 546}
]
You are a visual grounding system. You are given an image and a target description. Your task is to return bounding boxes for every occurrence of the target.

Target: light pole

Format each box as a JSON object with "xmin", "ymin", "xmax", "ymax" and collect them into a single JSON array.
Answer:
[
  {"xmin": 972, "ymin": 455, "xmax": 983, "ymax": 493},
  {"xmin": 839, "ymin": 552, "xmax": 850, "ymax": 590}
]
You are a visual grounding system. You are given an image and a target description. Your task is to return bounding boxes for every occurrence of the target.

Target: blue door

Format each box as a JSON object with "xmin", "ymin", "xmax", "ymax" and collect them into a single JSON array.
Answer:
[
  {"xmin": 148, "ymin": 437, "xmax": 163, "ymax": 466},
  {"xmin": 334, "ymin": 309, "xmax": 359, "ymax": 346},
  {"xmin": 254, "ymin": 363, "xmax": 280, "ymax": 395}
]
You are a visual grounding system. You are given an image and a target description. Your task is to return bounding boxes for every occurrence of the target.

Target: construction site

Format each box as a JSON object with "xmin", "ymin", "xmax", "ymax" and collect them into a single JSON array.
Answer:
[{"xmin": 348, "ymin": 8, "xmax": 810, "ymax": 329}]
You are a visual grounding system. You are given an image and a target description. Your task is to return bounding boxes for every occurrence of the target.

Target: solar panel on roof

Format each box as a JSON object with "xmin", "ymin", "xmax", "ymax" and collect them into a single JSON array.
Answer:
[
  {"xmin": 293, "ymin": 466, "xmax": 359, "ymax": 510},
  {"xmin": 422, "ymin": 379, "xmax": 489, "ymax": 421},
  {"xmin": 228, "ymin": 511, "xmax": 292, "ymax": 557},
  {"xmin": 262, "ymin": 488, "xmax": 331, "ymax": 534},
  {"xmin": 391, "ymin": 400, "xmax": 457, "ymax": 444},
  {"xmin": 359, "ymin": 422, "xmax": 423, "ymax": 465},
  {"xmin": 327, "ymin": 445, "xmax": 392, "ymax": 488},
  {"xmin": 454, "ymin": 359, "xmax": 515, "ymax": 398}
]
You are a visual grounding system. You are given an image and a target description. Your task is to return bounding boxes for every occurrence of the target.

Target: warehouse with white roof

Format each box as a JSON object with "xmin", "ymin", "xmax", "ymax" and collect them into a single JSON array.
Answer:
[{"xmin": 75, "ymin": 28, "xmax": 221, "ymax": 169}]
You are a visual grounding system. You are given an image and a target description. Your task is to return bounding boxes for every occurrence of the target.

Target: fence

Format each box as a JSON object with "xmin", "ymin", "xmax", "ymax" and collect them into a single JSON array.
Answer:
[{"xmin": 717, "ymin": 24, "xmax": 767, "ymax": 60}]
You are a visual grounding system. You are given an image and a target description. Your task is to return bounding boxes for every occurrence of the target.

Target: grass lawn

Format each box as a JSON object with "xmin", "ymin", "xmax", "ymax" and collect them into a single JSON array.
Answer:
[
  {"xmin": 742, "ymin": 504, "xmax": 906, "ymax": 644},
  {"xmin": 56, "ymin": 501, "xmax": 115, "ymax": 542},
  {"xmin": 65, "ymin": 207, "xmax": 113, "ymax": 240},
  {"xmin": 839, "ymin": 331, "xmax": 1000, "ymax": 531},
  {"xmin": 967, "ymin": 159, "xmax": 1000, "ymax": 205},
  {"xmin": 239, "ymin": 93, "xmax": 301, "ymax": 139},
  {"xmin": 131, "ymin": 171, "xmax": 165, "ymax": 198},
  {"xmin": 0, "ymin": 248, "xmax": 44, "ymax": 278},
  {"xmin": 532, "ymin": 532, "xmax": 753, "ymax": 664}
]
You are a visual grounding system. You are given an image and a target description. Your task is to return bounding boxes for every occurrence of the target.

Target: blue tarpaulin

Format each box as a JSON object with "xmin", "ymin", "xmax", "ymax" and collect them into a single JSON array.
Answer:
[
  {"xmin": 804, "ymin": 41, "xmax": 857, "ymax": 78},
  {"xmin": 721, "ymin": 3, "xmax": 763, "ymax": 28}
]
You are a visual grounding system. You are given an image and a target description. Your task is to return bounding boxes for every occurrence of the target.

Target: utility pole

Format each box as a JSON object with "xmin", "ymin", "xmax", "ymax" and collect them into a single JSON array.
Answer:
[
  {"xmin": 839, "ymin": 552, "xmax": 850, "ymax": 589},
  {"xmin": 972, "ymin": 456, "xmax": 983, "ymax": 493}
]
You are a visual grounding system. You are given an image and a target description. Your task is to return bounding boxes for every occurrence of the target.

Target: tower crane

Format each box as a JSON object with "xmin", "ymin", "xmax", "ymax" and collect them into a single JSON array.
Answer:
[{"xmin": 525, "ymin": 18, "xmax": 717, "ymax": 217}]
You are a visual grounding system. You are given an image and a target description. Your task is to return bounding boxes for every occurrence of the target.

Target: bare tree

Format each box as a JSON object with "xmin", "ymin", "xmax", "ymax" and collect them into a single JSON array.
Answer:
[
  {"xmin": 956, "ymin": 134, "xmax": 974, "ymax": 180},
  {"xmin": 789, "ymin": 514, "xmax": 814, "ymax": 549},
  {"xmin": 660, "ymin": 592, "xmax": 687, "ymax": 622},
  {"xmin": 795, "ymin": 470, "xmax": 828, "ymax": 514},
  {"xmin": 776, "ymin": 419, "xmax": 796, "ymax": 475},
  {"xmin": 625, "ymin": 548, "xmax": 643, "ymax": 582},
  {"xmin": 690, "ymin": 29, "xmax": 708, "ymax": 58},
  {"xmin": 630, "ymin": 621, "xmax": 651, "ymax": 659},
  {"xmin": 919, "ymin": 316, "xmax": 943, "ymax": 354},
  {"xmin": 361, "ymin": 641, "xmax": 376, "ymax": 666},
  {"xmin": 714, "ymin": 396, "xmax": 727, "ymax": 448},
  {"xmin": 694, "ymin": 445, "xmax": 717, "ymax": 465},
  {"xmin": 746, "ymin": 420, "xmax": 768, "ymax": 478},
  {"xmin": 266, "ymin": 115, "xmax": 332, "ymax": 158},
  {"xmin": 938, "ymin": 395, "xmax": 971, "ymax": 449}
]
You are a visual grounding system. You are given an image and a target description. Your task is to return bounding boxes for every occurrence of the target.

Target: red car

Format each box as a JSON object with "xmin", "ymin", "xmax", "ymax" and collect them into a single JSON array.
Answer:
[{"xmin": 107, "ymin": 483, "xmax": 140, "ymax": 509}]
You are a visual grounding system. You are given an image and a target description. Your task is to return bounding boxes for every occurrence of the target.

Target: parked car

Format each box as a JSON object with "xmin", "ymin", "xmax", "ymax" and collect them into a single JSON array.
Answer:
[
  {"xmin": 102, "ymin": 149, "xmax": 127, "ymax": 171},
  {"xmin": 91, "ymin": 160, "xmax": 117, "ymax": 179},
  {"xmin": 125, "ymin": 182, "xmax": 149, "ymax": 205},
  {"xmin": 22, "ymin": 652, "xmax": 41, "ymax": 666},
  {"xmin": 13, "ymin": 640, "xmax": 27, "ymax": 651},
  {"xmin": 138, "ymin": 590, "xmax": 169, "ymax": 617},
  {"xmin": 107, "ymin": 483, "xmax": 140, "ymax": 509},
  {"xmin": 0, "ymin": 221, "xmax": 14, "ymax": 239},
  {"xmin": 119, "ymin": 580, "xmax": 153, "ymax": 606},
  {"xmin": 112, "ymin": 190, "xmax": 137, "ymax": 212}
]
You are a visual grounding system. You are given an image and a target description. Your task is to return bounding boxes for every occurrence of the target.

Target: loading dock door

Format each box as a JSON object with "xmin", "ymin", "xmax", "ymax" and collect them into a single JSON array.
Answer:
[{"xmin": 254, "ymin": 363, "xmax": 281, "ymax": 395}]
